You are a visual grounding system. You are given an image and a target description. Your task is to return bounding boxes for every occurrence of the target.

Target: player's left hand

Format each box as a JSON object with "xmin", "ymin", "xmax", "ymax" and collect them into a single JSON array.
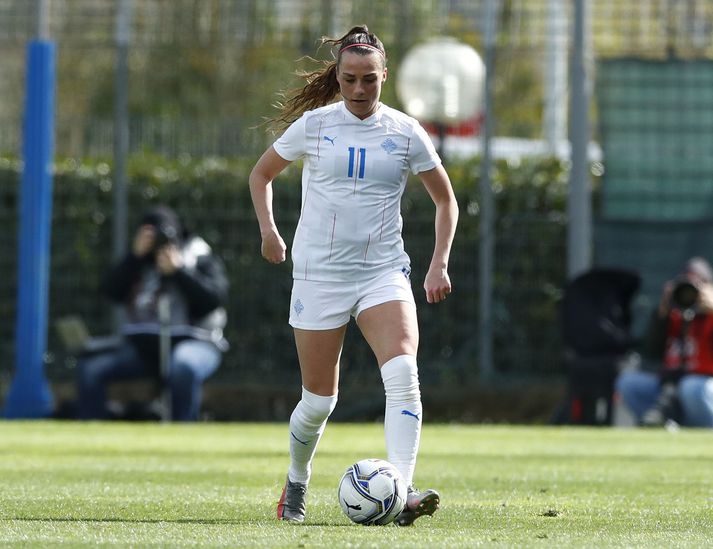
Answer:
[
  {"xmin": 156, "ymin": 244, "xmax": 183, "ymax": 275},
  {"xmin": 424, "ymin": 266, "xmax": 452, "ymax": 304}
]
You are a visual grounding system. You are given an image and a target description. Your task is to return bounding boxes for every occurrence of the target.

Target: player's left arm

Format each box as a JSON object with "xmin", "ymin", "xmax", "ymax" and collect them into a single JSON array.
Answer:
[{"xmin": 417, "ymin": 164, "xmax": 459, "ymax": 304}]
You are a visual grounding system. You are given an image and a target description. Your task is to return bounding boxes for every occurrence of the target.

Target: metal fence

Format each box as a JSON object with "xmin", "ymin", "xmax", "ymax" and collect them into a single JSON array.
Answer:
[
  {"xmin": 2, "ymin": 0, "xmax": 713, "ymax": 415},
  {"xmin": 2, "ymin": 1, "xmax": 712, "ymax": 157}
]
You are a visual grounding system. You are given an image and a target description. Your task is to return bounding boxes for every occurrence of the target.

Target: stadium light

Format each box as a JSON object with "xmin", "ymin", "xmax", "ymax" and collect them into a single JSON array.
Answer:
[{"xmin": 396, "ymin": 37, "xmax": 485, "ymax": 128}]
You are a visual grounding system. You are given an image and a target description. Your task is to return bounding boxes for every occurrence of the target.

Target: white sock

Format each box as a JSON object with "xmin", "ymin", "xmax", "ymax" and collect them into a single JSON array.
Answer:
[
  {"xmin": 287, "ymin": 387, "xmax": 338, "ymax": 485},
  {"xmin": 381, "ymin": 354, "xmax": 422, "ymax": 486}
]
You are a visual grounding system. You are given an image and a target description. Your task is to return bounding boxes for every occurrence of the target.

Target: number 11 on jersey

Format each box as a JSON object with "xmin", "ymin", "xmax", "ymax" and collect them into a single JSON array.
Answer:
[{"xmin": 348, "ymin": 147, "xmax": 366, "ymax": 179}]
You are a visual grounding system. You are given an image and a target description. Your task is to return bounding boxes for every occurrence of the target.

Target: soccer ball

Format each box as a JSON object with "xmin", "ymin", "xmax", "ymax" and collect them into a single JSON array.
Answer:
[{"xmin": 338, "ymin": 458, "xmax": 407, "ymax": 525}]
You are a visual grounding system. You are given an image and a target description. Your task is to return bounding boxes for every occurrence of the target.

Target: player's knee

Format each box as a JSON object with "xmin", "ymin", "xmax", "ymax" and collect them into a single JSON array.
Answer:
[
  {"xmin": 380, "ymin": 354, "xmax": 421, "ymax": 404},
  {"xmin": 295, "ymin": 387, "xmax": 338, "ymax": 425}
]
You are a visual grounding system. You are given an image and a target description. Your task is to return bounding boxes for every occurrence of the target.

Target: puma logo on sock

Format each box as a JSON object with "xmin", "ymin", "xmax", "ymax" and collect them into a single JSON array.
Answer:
[
  {"xmin": 401, "ymin": 410, "xmax": 420, "ymax": 420},
  {"xmin": 291, "ymin": 432, "xmax": 309, "ymax": 445}
]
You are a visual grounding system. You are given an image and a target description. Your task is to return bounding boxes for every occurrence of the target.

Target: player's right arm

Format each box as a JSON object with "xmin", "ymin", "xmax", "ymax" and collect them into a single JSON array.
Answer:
[{"xmin": 249, "ymin": 146, "xmax": 292, "ymax": 264}]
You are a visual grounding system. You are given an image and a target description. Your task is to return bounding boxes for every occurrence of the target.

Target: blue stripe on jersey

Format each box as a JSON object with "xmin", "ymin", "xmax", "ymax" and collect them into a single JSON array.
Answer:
[{"xmin": 348, "ymin": 146, "xmax": 355, "ymax": 178}]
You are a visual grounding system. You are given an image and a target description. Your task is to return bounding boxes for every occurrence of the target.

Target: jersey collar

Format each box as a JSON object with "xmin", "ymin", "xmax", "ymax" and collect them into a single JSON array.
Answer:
[{"xmin": 340, "ymin": 100, "xmax": 383, "ymax": 125}]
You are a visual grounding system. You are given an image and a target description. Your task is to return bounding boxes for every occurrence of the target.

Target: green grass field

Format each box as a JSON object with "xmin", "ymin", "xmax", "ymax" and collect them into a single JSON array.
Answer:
[{"xmin": 0, "ymin": 422, "xmax": 711, "ymax": 548}]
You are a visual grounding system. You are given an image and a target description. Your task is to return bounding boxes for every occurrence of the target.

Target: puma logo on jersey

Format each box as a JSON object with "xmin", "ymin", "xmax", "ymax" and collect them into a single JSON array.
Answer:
[{"xmin": 323, "ymin": 135, "xmax": 337, "ymax": 145}]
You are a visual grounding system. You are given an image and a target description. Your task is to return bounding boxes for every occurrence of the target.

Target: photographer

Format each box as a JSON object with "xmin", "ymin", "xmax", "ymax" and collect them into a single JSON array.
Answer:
[
  {"xmin": 615, "ymin": 257, "xmax": 713, "ymax": 428},
  {"xmin": 76, "ymin": 205, "xmax": 229, "ymax": 421}
]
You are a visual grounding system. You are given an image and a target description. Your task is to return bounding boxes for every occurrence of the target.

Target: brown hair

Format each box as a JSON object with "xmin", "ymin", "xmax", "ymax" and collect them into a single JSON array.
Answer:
[{"xmin": 266, "ymin": 25, "xmax": 386, "ymax": 132}]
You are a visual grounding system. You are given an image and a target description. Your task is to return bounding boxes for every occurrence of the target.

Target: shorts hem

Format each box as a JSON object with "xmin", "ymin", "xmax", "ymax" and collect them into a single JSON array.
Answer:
[
  {"xmin": 354, "ymin": 297, "xmax": 414, "ymax": 320},
  {"xmin": 289, "ymin": 319, "xmax": 349, "ymax": 331}
]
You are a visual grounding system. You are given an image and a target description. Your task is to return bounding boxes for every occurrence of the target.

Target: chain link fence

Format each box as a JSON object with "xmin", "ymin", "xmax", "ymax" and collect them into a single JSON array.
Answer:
[
  {"xmin": 1, "ymin": 0, "xmax": 713, "ymax": 418},
  {"xmin": 1, "ymin": 0, "xmax": 575, "ymax": 158}
]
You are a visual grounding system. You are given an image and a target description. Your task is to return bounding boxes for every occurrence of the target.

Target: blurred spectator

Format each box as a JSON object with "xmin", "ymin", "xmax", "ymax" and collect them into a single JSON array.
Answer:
[
  {"xmin": 554, "ymin": 268, "xmax": 640, "ymax": 426},
  {"xmin": 76, "ymin": 205, "xmax": 229, "ymax": 421},
  {"xmin": 616, "ymin": 257, "xmax": 713, "ymax": 427}
]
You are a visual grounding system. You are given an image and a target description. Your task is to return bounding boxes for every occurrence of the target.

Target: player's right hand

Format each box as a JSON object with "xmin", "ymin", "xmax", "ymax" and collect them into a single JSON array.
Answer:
[{"xmin": 261, "ymin": 229, "xmax": 287, "ymax": 264}]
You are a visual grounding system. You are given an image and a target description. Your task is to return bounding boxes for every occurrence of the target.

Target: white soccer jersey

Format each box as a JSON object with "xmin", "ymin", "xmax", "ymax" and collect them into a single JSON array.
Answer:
[{"xmin": 273, "ymin": 101, "xmax": 441, "ymax": 282}]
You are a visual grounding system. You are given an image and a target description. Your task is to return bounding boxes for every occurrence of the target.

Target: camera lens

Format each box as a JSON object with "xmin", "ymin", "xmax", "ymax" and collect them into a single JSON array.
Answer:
[{"xmin": 672, "ymin": 280, "xmax": 699, "ymax": 310}]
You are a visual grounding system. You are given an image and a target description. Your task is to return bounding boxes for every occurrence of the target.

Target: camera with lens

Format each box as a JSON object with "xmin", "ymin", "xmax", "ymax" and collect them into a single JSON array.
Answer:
[
  {"xmin": 671, "ymin": 276, "xmax": 700, "ymax": 310},
  {"xmin": 152, "ymin": 223, "xmax": 179, "ymax": 251}
]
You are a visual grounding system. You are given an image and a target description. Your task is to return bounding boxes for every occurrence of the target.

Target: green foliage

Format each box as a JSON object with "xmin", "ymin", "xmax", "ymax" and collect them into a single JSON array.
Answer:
[
  {"xmin": 0, "ymin": 153, "xmax": 570, "ymax": 391},
  {"xmin": 0, "ymin": 421, "xmax": 712, "ymax": 547},
  {"xmin": 41, "ymin": 1, "xmax": 553, "ymax": 157}
]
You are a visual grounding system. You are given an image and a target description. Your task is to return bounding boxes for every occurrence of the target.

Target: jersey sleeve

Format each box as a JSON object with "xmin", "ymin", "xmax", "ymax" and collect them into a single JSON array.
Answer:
[
  {"xmin": 272, "ymin": 114, "xmax": 307, "ymax": 161},
  {"xmin": 407, "ymin": 121, "xmax": 442, "ymax": 174}
]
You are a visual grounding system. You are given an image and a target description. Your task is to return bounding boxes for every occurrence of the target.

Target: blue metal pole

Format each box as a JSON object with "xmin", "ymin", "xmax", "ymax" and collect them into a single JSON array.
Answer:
[{"xmin": 4, "ymin": 39, "xmax": 56, "ymax": 418}]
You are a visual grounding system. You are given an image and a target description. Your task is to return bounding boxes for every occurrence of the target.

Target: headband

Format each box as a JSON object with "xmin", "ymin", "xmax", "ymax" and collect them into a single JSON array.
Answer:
[{"xmin": 339, "ymin": 43, "xmax": 385, "ymax": 57}]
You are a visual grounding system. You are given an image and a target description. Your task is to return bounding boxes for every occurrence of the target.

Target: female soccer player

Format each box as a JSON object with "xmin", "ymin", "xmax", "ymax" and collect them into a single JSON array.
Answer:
[{"xmin": 249, "ymin": 25, "xmax": 458, "ymax": 525}]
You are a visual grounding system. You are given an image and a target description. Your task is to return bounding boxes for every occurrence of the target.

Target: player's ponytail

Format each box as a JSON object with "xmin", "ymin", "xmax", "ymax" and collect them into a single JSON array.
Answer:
[{"xmin": 266, "ymin": 25, "xmax": 386, "ymax": 132}]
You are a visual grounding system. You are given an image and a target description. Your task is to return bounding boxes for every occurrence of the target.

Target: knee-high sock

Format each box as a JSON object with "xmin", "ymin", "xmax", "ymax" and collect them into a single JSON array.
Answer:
[
  {"xmin": 381, "ymin": 354, "xmax": 422, "ymax": 486},
  {"xmin": 288, "ymin": 387, "xmax": 338, "ymax": 484}
]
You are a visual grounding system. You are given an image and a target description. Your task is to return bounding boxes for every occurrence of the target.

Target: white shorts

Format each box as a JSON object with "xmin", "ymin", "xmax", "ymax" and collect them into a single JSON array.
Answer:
[{"xmin": 289, "ymin": 268, "xmax": 415, "ymax": 330}]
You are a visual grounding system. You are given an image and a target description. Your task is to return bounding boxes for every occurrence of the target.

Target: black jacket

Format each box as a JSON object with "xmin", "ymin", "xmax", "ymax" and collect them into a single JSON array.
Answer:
[{"xmin": 101, "ymin": 235, "xmax": 229, "ymax": 352}]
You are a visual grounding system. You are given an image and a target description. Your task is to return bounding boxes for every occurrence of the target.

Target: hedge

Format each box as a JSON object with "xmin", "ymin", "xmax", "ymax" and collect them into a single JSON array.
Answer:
[{"xmin": 0, "ymin": 153, "xmax": 570, "ymax": 396}]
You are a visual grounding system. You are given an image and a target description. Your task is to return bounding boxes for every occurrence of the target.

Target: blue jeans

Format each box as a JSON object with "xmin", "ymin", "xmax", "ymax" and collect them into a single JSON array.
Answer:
[
  {"xmin": 615, "ymin": 370, "xmax": 713, "ymax": 427},
  {"xmin": 77, "ymin": 338, "xmax": 221, "ymax": 421}
]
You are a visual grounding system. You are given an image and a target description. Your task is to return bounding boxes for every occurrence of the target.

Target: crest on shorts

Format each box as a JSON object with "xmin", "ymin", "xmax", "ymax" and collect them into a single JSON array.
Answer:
[{"xmin": 293, "ymin": 298, "xmax": 304, "ymax": 317}]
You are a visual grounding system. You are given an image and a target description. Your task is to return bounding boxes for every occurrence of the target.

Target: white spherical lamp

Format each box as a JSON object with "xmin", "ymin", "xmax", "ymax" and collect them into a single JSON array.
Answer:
[{"xmin": 396, "ymin": 37, "xmax": 485, "ymax": 125}]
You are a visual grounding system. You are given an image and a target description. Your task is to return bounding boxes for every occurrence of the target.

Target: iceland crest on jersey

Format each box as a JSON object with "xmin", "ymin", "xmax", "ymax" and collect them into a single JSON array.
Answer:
[{"xmin": 380, "ymin": 137, "xmax": 397, "ymax": 154}]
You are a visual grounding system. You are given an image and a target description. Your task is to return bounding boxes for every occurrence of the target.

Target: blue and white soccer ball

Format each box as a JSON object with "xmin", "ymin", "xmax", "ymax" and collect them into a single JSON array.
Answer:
[{"xmin": 338, "ymin": 458, "xmax": 407, "ymax": 525}]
